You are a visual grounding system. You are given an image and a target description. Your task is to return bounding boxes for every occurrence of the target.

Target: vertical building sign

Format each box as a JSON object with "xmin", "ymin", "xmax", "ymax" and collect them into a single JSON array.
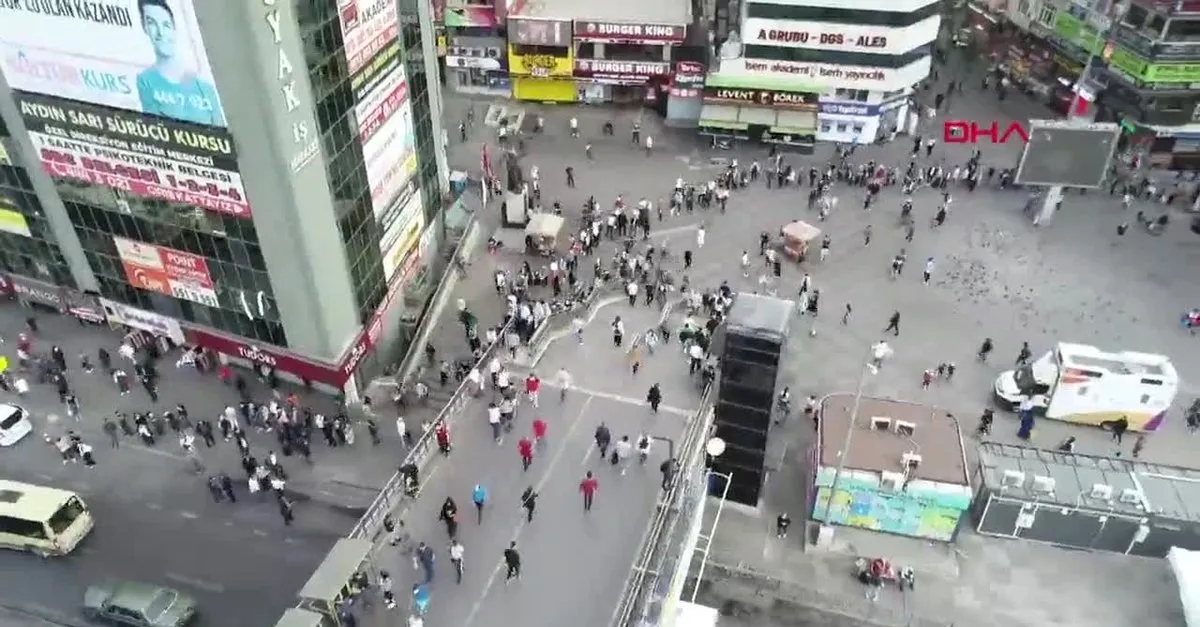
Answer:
[
  {"xmin": 261, "ymin": 0, "xmax": 320, "ymax": 173},
  {"xmin": 337, "ymin": 0, "xmax": 422, "ymax": 280}
]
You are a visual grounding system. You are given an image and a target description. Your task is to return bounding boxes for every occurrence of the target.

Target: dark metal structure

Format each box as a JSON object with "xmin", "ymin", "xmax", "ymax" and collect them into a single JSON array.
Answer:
[{"xmin": 972, "ymin": 442, "xmax": 1200, "ymax": 557}]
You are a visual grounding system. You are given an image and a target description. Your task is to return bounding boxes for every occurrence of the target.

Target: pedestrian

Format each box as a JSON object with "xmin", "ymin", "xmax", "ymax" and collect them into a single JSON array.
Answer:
[
  {"xmin": 921, "ymin": 369, "xmax": 934, "ymax": 390},
  {"xmin": 472, "ymin": 483, "xmax": 487, "ymax": 524},
  {"xmin": 436, "ymin": 422, "xmax": 451, "ymax": 455},
  {"xmin": 524, "ymin": 373, "xmax": 540, "ymax": 408},
  {"xmin": 102, "ymin": 416, "xmax": 119, "ymax": 448},
  {"xmin": 532, "ymin": 418, "xmax": 547, "ymax": 449},
  {"xmin": 520, "ymin": 486, "xmax": 537, "ymax": 522},
  {"xmin": 594, "ymin": 423, "xmax": 611, "ymax": 459},
  {"xmin": 518, "ymin": 436, "xmax": 534, "ymax": 471},
  {"xmin": 1132, "ymin": 434, "xmax": 1146, "ymax": 458},
  {"xmin": 579, "ymin": 471, "xmax": 599, "ymax": 511},
  {"xmin": 659, "ymin": 458, "xmax": 677, "ymax": 489},
  {"xmin": 220, "ymin": 474, "xmax": 237, "ymax": 502},
  {"xmin": 613, "ymin": 435, "xmax": 632, "ymax": 475},
  {"xmin": 416, "ymin": 542, "xmax": 435, "ymax": 583},
  {"xmin": 842, "ymin": 303, "xmax": 852, "ymax": 325},
  {"xmin": 503, "ymin": 541, "xmax": 521, "ymax": 583},
  {"xmin": 922, "ymin": 257, "xmax": 934, "ymax": 285},
  {"xmin": 883, "ymin": 311, "xmax": 900, "ymax": 336},
  {"xmin": 77, "ymin": 442, "xmax": 96, "ymax": 467},
  {"xmin": 279, "ymin": 498, "xmax": 294, "ymax": 526},
  {"xmin": 776, "ymin": 512, "xmax": 791, "ymax": 538},
  {"xmin": 207, "ymin": 476, "xmax": 224, "ymax": 502},
  {"xmin": 440, "ymin": 497, "xmax": 459, "ymax": 539},
  {"xmin": 449, "ymin": 540, "xmax": 465, "ymax": 584},
  {"xmin": 1111, "ymin": 416, "xmax": 1129, "ymax": 445},
  {"xmin": 978, "ymin": 338, "xmax": 993, "ymax": 362},
  {"xmin": 646, "ymin": 383, "xmax": 662, "ymax": 413}
]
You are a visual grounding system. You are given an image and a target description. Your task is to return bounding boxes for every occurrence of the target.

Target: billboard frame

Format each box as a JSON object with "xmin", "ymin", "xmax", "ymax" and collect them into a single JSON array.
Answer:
[{"xmin": 1013, "ymin": 119, "xmax": 1121, "ymax": 189}]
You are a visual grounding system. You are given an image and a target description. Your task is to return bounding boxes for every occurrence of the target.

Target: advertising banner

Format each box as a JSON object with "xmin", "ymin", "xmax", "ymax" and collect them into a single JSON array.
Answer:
[
  {"xmin": 574, "ymin": 59, "xmax": 670, "ymax": 83},
  {"xmin": 716, "ymin": 56, "xmax": 931, "ymax": 91},
  {"xmin": 509, "ymin": 48, "xmax": 574, "ymax": 77},
  {"xmin": 508, "ymin": 18, "xmax": 571, "ymax": 47},
  {"xmin": 339, "ymin": 0, "xmax": 400, "ymax": 77},
  {"xmin": 380, "ymin": 189, "xmax": 425, "ymax": 282},
  {"xmin": 702, "ymin": 86, "xmax": 818, "ymax": 110},
  {"xmin": 8, "ymin": 274, "xmax": 63, "ymax": 309},
  {"xmin": 101, "ymin": 298, "xmax": 185, "ymax": 344},
  {"xmin": 16, "ymin": 91, "xmax": 250, "ymax": 218},
  {"xmin": 0, "ymin": 0, "xmax": 226, "ymax": 127},
  {"xmin": 113, "ymin": 236, "xmax": 219, "ymax": 308},
  {"xmin": 743, "ymin": 17, "xmax": 939, "ymax": 54},
  {"xmin": 573, "ymin": 21, "xmax": 686, "ymax": 44},
  {"xmin": 0, "ymin": 193, "xmax": 31, "ymax": 237},
  {"xmin": 339, "ymin": 0, "xmax": 417, "ymax": 220}
]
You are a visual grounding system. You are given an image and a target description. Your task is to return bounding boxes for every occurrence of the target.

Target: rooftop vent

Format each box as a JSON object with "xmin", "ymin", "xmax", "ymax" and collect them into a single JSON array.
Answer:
[
  {"xmin": 870, "ymin": 416, "xmax": 892, "ymax": 431},
  {"xmin": 894, "ymin": 420, "xmax": 916, "ymax": 437}
]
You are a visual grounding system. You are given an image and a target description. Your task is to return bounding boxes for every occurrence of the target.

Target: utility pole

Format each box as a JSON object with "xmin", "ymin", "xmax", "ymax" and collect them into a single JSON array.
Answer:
[{"xmin": 816, "ymin": 344, "xmax": 880, "ymax": 545}]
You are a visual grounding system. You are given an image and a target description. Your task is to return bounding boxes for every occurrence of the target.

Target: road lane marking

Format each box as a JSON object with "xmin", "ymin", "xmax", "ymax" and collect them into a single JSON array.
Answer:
[
  {"xmin": 164, "ymin": 572, "xmax": 226, "ymax": 594},
  {"xmin": 253, "ymin": 529, "xmax": 269, "ymax": 537},
  {"xmin": 542, "ymin": 383, "xmax": 693, "ymax": 417},
  {"xmin": 179, "ymin": 511, "xmax": 199, "ymax": 519},
  {"xmin": 145, "ymin": 503, "xmax": 162, "ymax": 510},
  {"xmin": 128, "ymin": 445, "xmax": 189, "ymax": 461},
  {"xmin": 463, "ymin": 396, "xmax": 594, "ymax": 627}
]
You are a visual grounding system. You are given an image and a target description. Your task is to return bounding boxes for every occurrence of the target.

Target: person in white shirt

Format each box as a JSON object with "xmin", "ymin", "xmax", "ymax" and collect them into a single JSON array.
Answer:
[
  {"xmin": 556, "ymin": 368, "xmax": 572, "ymax": 403},
  {"xmin": 696, "ymin": 226, "xmax": 706, "ymax": 248},
  {"xmin": 488, "ymin": 357, "xmax": 502, "ymax": 386},
  {"xmin": 466, "ymin": 368, "xmax": 483, "ymax": 396},
  {"xmin": 614, "ymin": 436, "xmax": 633, "ymax": 475},
  {"xmin": 922, "ymin": 258, "xmax": 935, "ymax": 285},
  {"xmin": 487, "ymin": 404, "xmax": 502, "ymax": 443},
  {"xmin": 449, "ymin": 540, "xmax": 465, "ymax": 583},
  {"xmin": 740, "ymin": 251, "xmax": 750, "ymax": 277},
  {"xmin": 625, "ymin": 281, "xmax": 638, "ymax": 306},
  {"xmin": 396, "ymin": 417, "xmax": 410, "ymax": 447}
]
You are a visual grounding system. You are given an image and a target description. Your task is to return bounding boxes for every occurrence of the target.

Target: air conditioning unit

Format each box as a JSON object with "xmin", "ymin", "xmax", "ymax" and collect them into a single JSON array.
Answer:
[
  {"xmin": 1001, "ymin": 470, "xmax": 1026, "ymax": 488},
  {"xmin": 894, "ymin": 420, "xmax": 916, "ymax": 437},
  {"xmin": 870, "ymin": 416, "xmax": 892, "ymax": 431},
  {"xmin": 1119, "ymin": 488, "xmax": 1143, "ymax": 505},
  {"xmin": 1090, "ymin": 484, "xmax": 1114, "ymax": 500},
  {"xmin": 1031, "ymin": 475, "xmax": 1055, "ymax": 495},
  {"xmin": 485, "ymin": 47, "xmax": 502, "ymax": 58},
  {"xmin": 881, "ymin": 471, "xmax": 905, "ymax": 491},
  {"xmin": 901, "ymin": 452, "xmax": 922, "ymax": 469}
]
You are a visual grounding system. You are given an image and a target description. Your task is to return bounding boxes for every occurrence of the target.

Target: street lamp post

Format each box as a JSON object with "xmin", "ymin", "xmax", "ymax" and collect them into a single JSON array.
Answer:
[{"xmin": 816, "ymin": 345, "xmax": 879, "ymax": 546}]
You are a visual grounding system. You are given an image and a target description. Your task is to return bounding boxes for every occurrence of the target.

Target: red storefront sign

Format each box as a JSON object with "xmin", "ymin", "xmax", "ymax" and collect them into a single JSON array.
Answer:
[
  {"xmin": 574, "ymin": 59, "xmax": 671, "ymax": 83},
  {"xmin": 573, "ymin": 20, "xmax": 686, "ymax": 44}
]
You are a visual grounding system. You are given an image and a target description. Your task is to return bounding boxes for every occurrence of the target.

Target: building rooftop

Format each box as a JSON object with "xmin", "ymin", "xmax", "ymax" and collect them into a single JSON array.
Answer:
[
  {"xmin": 726, "ymin": 292, "xmax": 793, "ymax": 341},
  {"xmin": 511, "ymin": 0, "xmax": 690, "ymax": 24},
  {"xmin": 818, "ymin": 394, "xmax": 968, "ymax": 485},
  {"xmin": 977, "ymin": 442, "xmax": 1200, "ymax": 523}
]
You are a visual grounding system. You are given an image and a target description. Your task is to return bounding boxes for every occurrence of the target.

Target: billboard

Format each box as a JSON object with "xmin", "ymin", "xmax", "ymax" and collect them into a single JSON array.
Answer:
[
  {"xmin": 339, "ymin": 0, "xmax": 417, "ymax": 220},
  {"xmin": 379, "ymin": 188, "xmax": 424, "ymax": 282},
  {"xmin": 743, "ymin": 17, "xmax": 939, "ymax": 55},
  {"xmin": 113, "ymin": 236, "xmax": 219, "ymax": 307},
  {"xmin": 15, "ymin": 91, "xmax": 250, "ymax": 218},
  {"xmin": 0, "ymin": 0, "xmax": 226, "ymax": 127},
  {"xmin": 1014, "ymin": 120, "xmax": 1121, "ymax": 189},
  {"xmin": 0, "ymin": 192, "xmax": 30, "ymax": 237}
]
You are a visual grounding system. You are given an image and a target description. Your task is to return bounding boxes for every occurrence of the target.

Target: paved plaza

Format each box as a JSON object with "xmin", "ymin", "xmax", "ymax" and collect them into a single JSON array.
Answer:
[{"xmin": 436, "ymin": 59, "xmax": 1200, "ymax": 627}]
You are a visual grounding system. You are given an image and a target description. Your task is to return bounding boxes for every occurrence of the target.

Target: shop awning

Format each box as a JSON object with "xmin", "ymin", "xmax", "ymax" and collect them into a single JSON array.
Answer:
[
  {"xmin": 699, "ymin": 104, "xmax": 739, "ymax": 125},
  {"xmin": 774, "ymin": 110, "xmax": 817, "ymax": 131},
  {"xmin": 699, "ymin": 120, "xmax": 748, "ymax": 131}
]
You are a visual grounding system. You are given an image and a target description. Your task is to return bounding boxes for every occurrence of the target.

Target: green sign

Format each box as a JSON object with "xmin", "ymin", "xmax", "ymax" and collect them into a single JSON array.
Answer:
[
  {"xmin": 1108, "ymin": 47, "xmax": 1200, "ymax": 84},
  {"xmin": 1053, "ymin": 13, "xmax": 1103, "ymax": 56}
]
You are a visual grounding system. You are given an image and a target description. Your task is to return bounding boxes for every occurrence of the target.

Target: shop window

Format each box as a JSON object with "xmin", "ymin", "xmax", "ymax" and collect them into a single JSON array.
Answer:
[
  {"xmin": 1165, "ymin": 18, "xmax": 1200, "ymax": 42},
  {"xmin": 835, "ymin": 89, "xmax": 869, "ymax": 102},
  {"xmin": 820, "ymin": 122, "xmax": 831, "ymax": 133},
  {"xmin": 853, "ymin": 124, "xmax": 865, "ymax": 135},
  {"xmin": 1017, "ymin": 0, "xmax": 1030, "ymax": 16},
  {"xmin": 836, "ymin": 123, "xmax": 848, "ymax": 133}
]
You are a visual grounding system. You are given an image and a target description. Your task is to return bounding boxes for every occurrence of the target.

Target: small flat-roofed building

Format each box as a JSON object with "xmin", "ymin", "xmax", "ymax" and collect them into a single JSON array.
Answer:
[
  {"xmin": 811, "ymin": 394, "xmax": 971, "ymax": 542},
  {"xmin": 973, "ymin": 442, "xmax": 1200, "ymax": 558},
  {"xmin": 506, "ymin": 0, "xmax": 692, "ymax": 104}
]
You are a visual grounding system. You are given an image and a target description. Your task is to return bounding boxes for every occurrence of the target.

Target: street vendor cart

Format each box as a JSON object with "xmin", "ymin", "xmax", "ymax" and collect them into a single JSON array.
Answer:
[
  {"xmin": 524, "ymin": 213, "xmax": 564, "ymax": 256},
  {"xmin": 779, "ymin": 220, "xmax": 821, "ymax": 262}
]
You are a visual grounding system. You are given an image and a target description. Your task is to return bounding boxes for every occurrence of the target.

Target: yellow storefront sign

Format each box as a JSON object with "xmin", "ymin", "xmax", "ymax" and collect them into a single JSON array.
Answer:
[
  {"xmin": 508, "ymin": 47, "xmax": 573, "ymax": 78},
  {"xmin": 0, "ymin": 204, "xmax": 30, "ymax": 237}
]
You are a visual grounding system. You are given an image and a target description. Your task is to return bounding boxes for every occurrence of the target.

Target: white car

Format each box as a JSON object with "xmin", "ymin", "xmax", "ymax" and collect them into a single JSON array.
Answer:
[{"xmin": 0, "ymin": 403, "xmax": 33, "ymax": 446}]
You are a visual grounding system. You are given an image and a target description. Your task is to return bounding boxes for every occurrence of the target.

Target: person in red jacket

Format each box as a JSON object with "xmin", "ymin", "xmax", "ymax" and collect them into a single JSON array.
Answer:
[
  {"xmin": 525, "ymin": 374, "xmax": 541, "ymax": 408},
  {"xmin": 436, "ymin": 422, "xmax": 452, "ymax": 455},
  {"xmin": 518, "ymin": 436, "xmax": 534, "ymax": 471},
  {"xmin": 532, "ymin": 418, "xmax": 547, "ymax": 449},
  {"xmin": 579, "ymin": 471, "xmax": 599, "ymax": 512}
]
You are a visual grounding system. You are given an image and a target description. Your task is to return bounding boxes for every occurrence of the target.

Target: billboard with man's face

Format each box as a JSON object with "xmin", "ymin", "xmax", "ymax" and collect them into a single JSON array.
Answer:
[{"xmin": 0, "ymin": 0, "xmax": 227, "ymax": 127}]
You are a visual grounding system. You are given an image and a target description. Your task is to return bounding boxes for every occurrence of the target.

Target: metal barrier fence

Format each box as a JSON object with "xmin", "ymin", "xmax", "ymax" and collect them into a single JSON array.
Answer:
[
  {"xmin": 348, "ymin": 316, "xmax": 515, "ymax": 541},
  {"xmin": 610, "ymin": 384, "xmax": 716, "ymax": 627}
]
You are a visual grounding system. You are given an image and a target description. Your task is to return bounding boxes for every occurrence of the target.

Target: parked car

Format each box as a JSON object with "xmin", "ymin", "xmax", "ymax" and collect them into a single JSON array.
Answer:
[
  {"xmin": 0, "ymin": 403, "xmax": 33, "ymax": 447},
  {"xmin": 83, "ymin": 581, "xmax": 197, "ymax": 626}
]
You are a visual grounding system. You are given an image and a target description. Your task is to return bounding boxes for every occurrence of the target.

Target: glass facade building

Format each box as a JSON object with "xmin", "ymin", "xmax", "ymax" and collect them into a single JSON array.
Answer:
[{"xmin": 0, "ymin": 0, "xmax": 450, "ymax": 393}]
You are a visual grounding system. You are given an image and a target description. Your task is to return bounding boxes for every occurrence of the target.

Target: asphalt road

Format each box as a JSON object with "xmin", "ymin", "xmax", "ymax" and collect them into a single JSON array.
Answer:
[{"xmin": 0, "ymin": 308, "xmax": 391, "ymax": 626}]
